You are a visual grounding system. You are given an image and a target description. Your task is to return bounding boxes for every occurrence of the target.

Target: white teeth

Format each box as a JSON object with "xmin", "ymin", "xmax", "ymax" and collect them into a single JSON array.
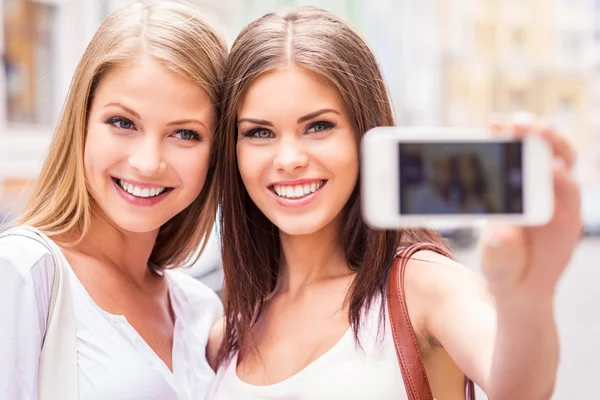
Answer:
[
  {"xmin": 117, "ymin": 180, "xmax": 167, "ymax": 198},
  {"xmin": 274, "ymin": 181, "xmax": 325, "ymax": 199}
]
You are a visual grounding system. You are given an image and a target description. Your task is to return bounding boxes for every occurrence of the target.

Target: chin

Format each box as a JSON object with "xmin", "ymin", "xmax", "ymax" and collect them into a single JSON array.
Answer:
[
  {"xmin": 102, "ymin": 210, "xmax": 167, "ymax": 234},
  {"xmin": 92, "ymin": 196, "xmax": 178, "ymax": 234},
  {"xmin": 271, "ymin": 214, "xmax": 332, "ymax": 237},
  {"xmin": 116, "ymin": 219, "xmax": 164, "ymax": 234}
]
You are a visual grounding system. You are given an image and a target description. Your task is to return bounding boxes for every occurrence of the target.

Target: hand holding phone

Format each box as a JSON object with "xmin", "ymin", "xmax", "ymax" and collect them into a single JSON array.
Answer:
[
  {"xmin": 361, "ymin": 127, "xmax": 554, "ymax": 228},
  {"xmin": 478, "ymin": 123, "xmax": 581, "ymax": 303}
]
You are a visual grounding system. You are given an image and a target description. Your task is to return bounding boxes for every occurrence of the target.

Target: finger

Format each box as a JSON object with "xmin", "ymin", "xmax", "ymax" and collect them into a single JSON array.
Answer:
[
  {"xmin": 552, "ymin": 159, "xmax": 581, "ymax": 225},
  {"xmin": 479, "ymin": 224, "xmax": 528, "ymax": 293},
  {"xmin": 490, "ymin": 112, "xmax": 539, "ymax": 138},
  {"xmin": 488, "ymin": 113, "xmax": 506, "ymax": 133},
  {"xmin": 541, "ymin": 127, "xmax": 576, "ymax": 171},
  {"xmin": 509, "ymin": 112, "xmax": 537, "ymax": 136},
  {"xmin": 501, "ymin": 113, "xmax": 576, "ymax": 170}
]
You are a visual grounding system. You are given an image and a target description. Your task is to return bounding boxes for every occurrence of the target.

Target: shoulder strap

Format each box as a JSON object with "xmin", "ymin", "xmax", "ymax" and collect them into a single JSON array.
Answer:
[
  {"xmin": 387, "ymin": 242, "xmax": 476, "ymax": 400},
  {"xmin": 0, "ymin": 226, "xmax": 79, "ymax": 400},
  {"xmin": 0, "ymin": 227, "xmax": 58, "ymax": 334}
]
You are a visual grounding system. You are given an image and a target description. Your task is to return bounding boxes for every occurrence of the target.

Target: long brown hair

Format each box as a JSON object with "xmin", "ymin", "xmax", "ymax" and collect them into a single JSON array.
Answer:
[
  {"xmin": 18, "ymin": 0, "xmax": 227, "ymax": 269},
  {"xmin": 216, "ymin": 6, "xmax": 446, "ymax": 364}
]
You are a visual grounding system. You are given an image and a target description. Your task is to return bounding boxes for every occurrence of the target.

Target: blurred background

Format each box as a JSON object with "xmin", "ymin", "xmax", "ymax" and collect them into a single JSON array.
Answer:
[{"xmin": 1, "ymin": 0, "xmax": 599, "ymax": 398}]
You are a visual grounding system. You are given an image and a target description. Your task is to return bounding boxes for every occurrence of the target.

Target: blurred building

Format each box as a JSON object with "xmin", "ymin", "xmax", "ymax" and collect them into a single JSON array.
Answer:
[
  {"xmin": 1, "ymin": 0, "xmax": 98, "ymax": 218},
  {"xmin": 359, "ymin": 0, "xmax": 443, "ymax": 126},
  {"xmin": 440, "ymin": 0, "xmax": 599, "ymax": 184},
  {"xmin": 1, "ymin": 0, "xmax": 600, "ymax": 218},
  {"xmin": 0, "ymin": 0, "xmax": 237, "ymax": 220},
  {"xmin": 591, "ymin": 0, "xmax": 600, "ymax": 179}
]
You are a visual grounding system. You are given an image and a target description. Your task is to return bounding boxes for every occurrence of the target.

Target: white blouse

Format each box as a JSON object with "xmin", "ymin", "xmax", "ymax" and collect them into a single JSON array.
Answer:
[{"xmin": 0, "ymin": 233, "xmax": 222, "ymax": 400}]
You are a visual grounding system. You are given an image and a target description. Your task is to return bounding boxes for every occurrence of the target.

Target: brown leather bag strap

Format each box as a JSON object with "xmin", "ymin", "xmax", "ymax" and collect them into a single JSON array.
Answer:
[{"xmin": 387, "ymin": 242, "xmax": 476, "ymax": 400}]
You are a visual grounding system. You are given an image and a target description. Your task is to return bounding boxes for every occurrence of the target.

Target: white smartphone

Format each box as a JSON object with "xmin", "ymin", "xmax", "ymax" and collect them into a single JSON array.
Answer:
[{"xmin": 361, "ymin": 127, "xmax": 554, "ymax": 228}]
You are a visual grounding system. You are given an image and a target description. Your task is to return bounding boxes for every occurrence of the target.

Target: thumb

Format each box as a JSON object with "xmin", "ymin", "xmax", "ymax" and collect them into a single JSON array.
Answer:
[{"xmin": 479, "ymin": 224, "xmax": 528, "ymax": 296}]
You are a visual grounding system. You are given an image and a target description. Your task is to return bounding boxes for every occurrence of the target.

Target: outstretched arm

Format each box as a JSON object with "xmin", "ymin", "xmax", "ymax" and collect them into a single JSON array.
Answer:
[{"xmin": 408, "ymin": 125, "xmax": 580, "ymax": 400}]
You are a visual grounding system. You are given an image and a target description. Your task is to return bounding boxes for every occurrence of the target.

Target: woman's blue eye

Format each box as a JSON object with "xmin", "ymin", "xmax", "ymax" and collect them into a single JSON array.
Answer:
[
  {"xmin": 174, "ymin": 130, "xmax": 201, "ymax": 141},
  {"xmin": 306, "ymin": 121, "xmax": 336, "ymax": 134},
  {"xmin": 244, "ymin": 128, "xmax": 274, "ymax": 139},
  {"xmin": 106, "ymin": 116, "xmax": 134, "ymax": 130},
  {"xmin": 255, "ymin": 130, "xmax": 272, "ymax": 138},
  {"xmin": 310, "ymin": 123, "xmax": 326, "ymax": 132}
]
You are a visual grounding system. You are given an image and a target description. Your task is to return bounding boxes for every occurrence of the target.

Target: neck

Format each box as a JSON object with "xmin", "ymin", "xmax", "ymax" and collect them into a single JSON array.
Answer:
[
  {"xmin": 67, "ymin": 207, "xmax": 160, "ymax": 284},
  {"xmin": 277, "ymin": 217, "xmax": 350, "ymax": 296}
]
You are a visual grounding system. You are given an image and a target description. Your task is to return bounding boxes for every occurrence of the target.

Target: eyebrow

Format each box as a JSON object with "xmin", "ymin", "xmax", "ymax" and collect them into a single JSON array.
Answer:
[
  {"xmin": 105, "ymin": 102, "xmax": 140, "ymax": 119},
  {"xmin": 167, "ymin": 119, "xmax": 208, "ymax": 130},
  {"xmin": 237, "ymin": 108, "xmax": 341, "ymax": 126},
  {"xmin": 104, "ymin": 102, "xmax": 208, "ymax": 130},
  {"xmin": 236, "ymin": 118, "xmax": 274, "ymax": 127},
  {"xmin": 297, "ymin": 108, "xmax": 341, "ymax": 123}
]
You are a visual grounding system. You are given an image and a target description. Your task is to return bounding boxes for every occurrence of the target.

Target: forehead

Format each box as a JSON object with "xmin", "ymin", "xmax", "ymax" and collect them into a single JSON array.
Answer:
[
  {"xmin": 93, "ymin": 57, "xmax": 213, "ymax": 119},
  {"xmin": 238, "ymin": 66, "xmax": 346, "ymax": 118}
]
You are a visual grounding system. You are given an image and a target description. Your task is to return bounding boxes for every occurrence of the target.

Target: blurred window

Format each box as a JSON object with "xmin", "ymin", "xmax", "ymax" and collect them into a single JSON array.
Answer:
[
  {"xmin": 557, "ymin": 96, "xmax": 575, "ymax": 134},
  {"xmin": 559, "ymin": 30, "xmax": 583, "ymax": 63},
  {"xmin": 508, "ymin": 89, "xmax": 527, "ymax": 112},
  {"xmin": 3, "ymin": 0, "xmax": 56, "ymax": 124},
  {"xmin": 511, "ymin": 27, "xmax": 525, "ymax": 48}
]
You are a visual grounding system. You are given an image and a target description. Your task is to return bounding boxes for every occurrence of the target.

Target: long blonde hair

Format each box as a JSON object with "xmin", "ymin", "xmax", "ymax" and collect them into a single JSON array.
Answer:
[{"xmin": 20, "ymin": 0, "xmax": 227, "ymax": 268}]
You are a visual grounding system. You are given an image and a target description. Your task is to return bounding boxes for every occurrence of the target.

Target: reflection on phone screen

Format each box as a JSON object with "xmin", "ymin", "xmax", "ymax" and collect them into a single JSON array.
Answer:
[{"xmin": 399, "ymin": 142, "xmax": 523, "ymax": 215}]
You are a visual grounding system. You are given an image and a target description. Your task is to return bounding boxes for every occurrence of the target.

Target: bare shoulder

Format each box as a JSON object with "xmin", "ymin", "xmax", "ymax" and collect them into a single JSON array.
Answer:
[
  {"xmin": 207, "ymin": 316, "xmax": 225, "ymax": 371},
  {"xmin": 404, "ymin": 250, "xmax": 490, "ymax": 299},
  {"xmin": 401, "ymin": 250, "xmax": 492, "ymax": 342}
]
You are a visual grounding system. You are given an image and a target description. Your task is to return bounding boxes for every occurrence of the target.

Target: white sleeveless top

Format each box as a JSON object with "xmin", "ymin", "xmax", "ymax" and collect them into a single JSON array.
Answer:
[{"xmin": 209, "ymin": 297, "xmax": 408, "ymax": 399}]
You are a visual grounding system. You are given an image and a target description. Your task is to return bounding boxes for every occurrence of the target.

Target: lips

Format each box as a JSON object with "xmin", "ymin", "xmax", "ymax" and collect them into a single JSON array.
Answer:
[
  {"xmin": 115, "ymin": 178, "xmax": 169, "ymax": 198},
  {"xmin": 111, "ymin": 177, "xmax": 174, "ymax": 206},
  {"xmin": 272, "ymin": 180, "xmax": 326, "ymax": 199}
]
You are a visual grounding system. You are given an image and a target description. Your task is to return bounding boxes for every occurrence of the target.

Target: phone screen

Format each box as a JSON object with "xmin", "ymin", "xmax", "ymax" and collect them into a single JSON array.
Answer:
[{"xmin": 398, "ymin": 142, "xmax": 524, "ymax": 215}]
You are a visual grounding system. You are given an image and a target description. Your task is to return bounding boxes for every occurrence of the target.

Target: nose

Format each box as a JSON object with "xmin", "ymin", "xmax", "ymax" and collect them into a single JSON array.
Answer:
[
  {"xmin": 128, "ymin": 136, "xmax": 165, "ymax": 176},
  {"xmin": 273, "ymin": 136, "xmax": 308, "ymax": 172}
]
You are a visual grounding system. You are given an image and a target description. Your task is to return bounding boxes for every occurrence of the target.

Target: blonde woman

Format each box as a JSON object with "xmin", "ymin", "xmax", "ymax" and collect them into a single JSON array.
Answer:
[
  {"xmin": 0, "ymin": 1, "xmax": 227, "ymax": 399},
  {"xmin": 208, "ymin": 7, "xmax": 581, "ymax": 399}
]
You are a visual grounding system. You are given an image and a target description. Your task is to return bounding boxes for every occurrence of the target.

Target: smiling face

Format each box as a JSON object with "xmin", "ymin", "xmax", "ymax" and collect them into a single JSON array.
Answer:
[
  {"xmin": 84, "ymin": 56, "xmax": 213, "ymax": 234},
  {"xmin": 235, "ymin": 66, "xmax": 359, "ymax": 237}
]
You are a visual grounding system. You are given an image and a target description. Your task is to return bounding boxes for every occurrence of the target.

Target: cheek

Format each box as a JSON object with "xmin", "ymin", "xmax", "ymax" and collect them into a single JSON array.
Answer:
[
  {"xmin": 327, "ymin": 137, "xmax": 359, "ymax": 184},
  {"xmin": 83, "ymin": 125, "xmax": 111, "ymax": 179},
  {"xmin": 175, "ymin": 146, "xmax": 212, "ymax": 193},
  {"xmin": 236, "ymin": 144, "xmax": 263, "ymax": 190}
]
